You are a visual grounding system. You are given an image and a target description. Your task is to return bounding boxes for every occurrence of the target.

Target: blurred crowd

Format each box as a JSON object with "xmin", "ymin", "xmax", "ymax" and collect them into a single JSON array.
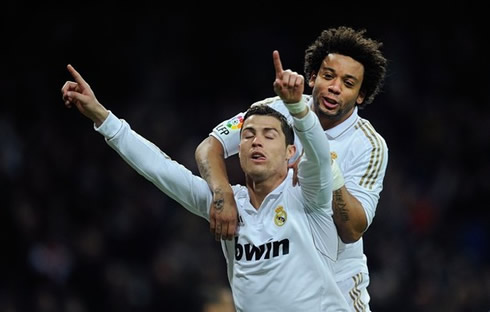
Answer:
[{"xmin": 1, "ymin": 9, "xmax": 489, "ymax": 312}]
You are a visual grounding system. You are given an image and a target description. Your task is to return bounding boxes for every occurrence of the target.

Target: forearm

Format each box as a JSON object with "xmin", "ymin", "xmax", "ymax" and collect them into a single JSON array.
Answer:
[
  {"xmin": 98, "ymin": 113, "xmax": 212, "ymax": 218},
  {"xmin": 332, "ymin": 186, "xmax": 367, "ymax": 243},
  {"xmin": 195, "ymin": 135, "xmax": 237, "ymax": 240},
  {"xmin": 195, "ymin": 136, "xmax": 233, "ymax": 193},
  {"xmin": 293, "ymin": 109, "xmax": 332, "ymax": 208},
  {"xmin": 91, "ymin": 105, "xmax": 110, "ymax": 128}
]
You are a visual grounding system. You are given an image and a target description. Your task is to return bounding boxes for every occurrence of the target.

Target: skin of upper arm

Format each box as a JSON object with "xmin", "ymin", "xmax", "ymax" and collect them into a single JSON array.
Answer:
[{"xmin": 195, "ymin": 136, "xmax": 225, "ymax": 180}]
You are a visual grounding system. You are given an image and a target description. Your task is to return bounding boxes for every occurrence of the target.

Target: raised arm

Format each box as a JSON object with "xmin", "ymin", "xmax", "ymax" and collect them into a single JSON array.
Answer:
[
  {"xmin": 273, "ymin": 51, "xmax": 339, "ymax": 261},
  {"xmin": 272, "ymin": 51, "xmax": 308, "ymax": 118},
  {"xmin": 61, "ymin": 64, "xmax": 109, "ymax": 126},
  {"xmin": 272, "ymin": 51, "xmax": 333, "ymax": 209},
  {"xmin": 62, "ymin": 65, "xmax": 212, "ymax": 219}
]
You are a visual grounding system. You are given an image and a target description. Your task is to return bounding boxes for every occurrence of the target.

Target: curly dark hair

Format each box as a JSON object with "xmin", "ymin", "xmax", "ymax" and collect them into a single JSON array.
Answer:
[{"xmin": 304, "ymin": 26, "xmax": 387, "ymax": 108}]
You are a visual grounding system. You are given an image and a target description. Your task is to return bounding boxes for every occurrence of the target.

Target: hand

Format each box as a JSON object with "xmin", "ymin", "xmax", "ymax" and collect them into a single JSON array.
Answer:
[
  {"xmin": 61, "ymin": 64, "xmax": 109, "ymax": 126},
  {"xmin": 272, "ymin": 50, "xmax": 304, "ymax": 104},
  {"xmin": 209, "ymin": 188, "xmax": 238, "ymax": 241}
]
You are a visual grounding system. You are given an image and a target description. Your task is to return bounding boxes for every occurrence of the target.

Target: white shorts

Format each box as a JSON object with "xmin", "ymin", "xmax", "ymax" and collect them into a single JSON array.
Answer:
[{"xmin": 337, "ymin": 272, "xmax": 371, "ymax": 312}]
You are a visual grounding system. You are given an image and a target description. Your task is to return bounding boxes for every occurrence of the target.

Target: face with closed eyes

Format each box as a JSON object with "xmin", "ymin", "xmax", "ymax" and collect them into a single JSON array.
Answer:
[
  {"xmin": 239, "ymin": 115, "xmax": 295, "ymax": 184},
  {"xmin": 309, "ymin": 53, "xmax": 365, "ymax": 129}
]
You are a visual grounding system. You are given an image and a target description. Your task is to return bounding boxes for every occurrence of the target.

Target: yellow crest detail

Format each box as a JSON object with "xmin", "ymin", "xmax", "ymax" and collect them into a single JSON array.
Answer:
[
  {"xmin": 330, "ymin": 151, "xmax": 338, "ymax": 160},
  {"xmin": 274, "ymin": 206, "xmax": 287, "ymax": 226}
]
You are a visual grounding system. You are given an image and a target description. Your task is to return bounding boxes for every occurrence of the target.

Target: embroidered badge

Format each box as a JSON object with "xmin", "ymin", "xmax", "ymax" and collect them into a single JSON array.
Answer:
[
  {"xmin": 330, "ymin": 151, "xmax": 337, "ymax": 160},
  {"xmin": 274, "ymin": 206, "xmax": 287, "ymax": 226},
  {"xmin": 226, "ymin": 115, "xmax": 243, "ymax": 130}
]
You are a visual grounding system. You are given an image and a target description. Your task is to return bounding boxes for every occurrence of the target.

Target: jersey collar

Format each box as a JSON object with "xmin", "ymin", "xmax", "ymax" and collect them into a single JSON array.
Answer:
[
  {"xmin": 267, "ymin": 170, "xmax": 294, "ymax": 198},
  {"xmin": 239, "ymin": 171, "xmax": 293, "ymax": 200},
  {"xmin": 324, "ymin": 106, "xmax": 359, "ymax": 139}
]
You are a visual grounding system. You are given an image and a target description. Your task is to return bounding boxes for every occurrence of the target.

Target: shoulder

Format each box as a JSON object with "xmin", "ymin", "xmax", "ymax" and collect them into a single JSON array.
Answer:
[
  {"xmin": 251, "ymin": 94, "xmax": 311, "ymax": 108},
  {"xmin": 251, "ymin": 95, "xmax": 311, "ymax": 120},
  {"xmin": 251, "ymin": 96, "xmax": 282, "ymax": 107},
  {"xmin": 352, "ymin": 118, "xmax": 388, "ymax": 152}
]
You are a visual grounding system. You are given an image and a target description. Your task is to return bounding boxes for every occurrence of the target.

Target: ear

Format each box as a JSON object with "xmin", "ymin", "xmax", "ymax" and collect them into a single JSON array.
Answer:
[
  {"xmin": 308, "ymin": 73, "xmax": 316, "ymax": 88},
  {"xmin": 356, "ymin": 91, "xmax": 365, "ymax": 105},
  {"xmin": 286, "ymin": 144, "xmax": 297, "ymax": 161}
]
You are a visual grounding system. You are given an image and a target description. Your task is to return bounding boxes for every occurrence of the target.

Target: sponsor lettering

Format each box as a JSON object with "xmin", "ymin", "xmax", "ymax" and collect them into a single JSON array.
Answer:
[{"xmin": 235, "ymin": 238, "xmax": 289, "ymax": 261}]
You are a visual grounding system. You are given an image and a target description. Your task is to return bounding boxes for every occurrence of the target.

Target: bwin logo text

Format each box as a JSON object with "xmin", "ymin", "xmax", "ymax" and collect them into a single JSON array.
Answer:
[{"xmin": 235, "ymin": 238, "xmax": 290, "ymax": 261}]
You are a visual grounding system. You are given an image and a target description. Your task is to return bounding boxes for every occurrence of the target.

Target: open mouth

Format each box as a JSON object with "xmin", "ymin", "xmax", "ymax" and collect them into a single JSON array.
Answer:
[
  {"xmin": 251, "ymin": 151, "xmax": 266, "ymax": 161},
  {"xmin": 323, "ymin": 96, "xmax": 339, "ymax": 109}
]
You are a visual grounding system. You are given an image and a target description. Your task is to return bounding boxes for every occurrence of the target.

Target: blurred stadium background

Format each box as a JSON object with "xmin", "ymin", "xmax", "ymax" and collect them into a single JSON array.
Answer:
[{"xmin": 1, "ymin": 5, "xmax": 489, "ymax": 312}]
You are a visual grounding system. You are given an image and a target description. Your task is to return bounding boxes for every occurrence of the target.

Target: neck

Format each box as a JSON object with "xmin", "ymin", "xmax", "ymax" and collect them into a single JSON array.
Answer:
[
  {"xmin": 245, "ymin": 173, "xmax": 286, "ymax": 209},
  {"xmin": 314, "ymin": 106, "xmax": 356, "ymax": 131},
  {"xmin": 318, "ymin": 114, "xmax": 340, "ymax": 130}
]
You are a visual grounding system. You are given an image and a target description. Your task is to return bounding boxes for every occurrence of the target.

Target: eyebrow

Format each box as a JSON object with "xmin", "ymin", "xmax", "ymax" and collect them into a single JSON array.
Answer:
[{"xmin": 242, "ymin": 126, "xmax": 280, "ymax": 134}]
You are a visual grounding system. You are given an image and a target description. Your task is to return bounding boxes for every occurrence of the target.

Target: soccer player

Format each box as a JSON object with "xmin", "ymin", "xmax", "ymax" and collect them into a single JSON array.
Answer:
[
  {"xmin": 61, "ymin": 51, "xmax": 350, "ymax": 311},
  {"xmin": 195, "ymin": 26, "xmax": 389, "ymax": 311}
]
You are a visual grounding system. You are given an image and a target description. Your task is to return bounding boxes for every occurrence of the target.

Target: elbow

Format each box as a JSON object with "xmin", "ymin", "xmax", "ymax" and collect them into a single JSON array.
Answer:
[
  {"xmin": 195, "ymin": 137, "xmax": 209, "ymax": 161},
  {"xmin": 337, "ymin": 228, "xmax": 364, "ymax": 244},
  {"xmin": 333, "ymin": 190, "xmax": 367, "ymax": 244},
  {"xmin": 195, "ymin": 136, "xmax": 222, "ymax": 161}
]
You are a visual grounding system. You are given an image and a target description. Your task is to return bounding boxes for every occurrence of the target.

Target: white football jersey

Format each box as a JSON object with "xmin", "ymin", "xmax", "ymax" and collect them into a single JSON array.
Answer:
[
  {"xmin": 210, "ymin": 96, "xmax": 389, "ymax": 282},
  {"xmin": 95, "ymin": 111, "xmax": 350, "ymax": 311}
]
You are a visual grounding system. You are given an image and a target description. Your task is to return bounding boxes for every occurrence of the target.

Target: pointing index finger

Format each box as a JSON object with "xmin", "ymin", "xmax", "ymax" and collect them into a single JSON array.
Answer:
[
  {"xmin": 273, "ymin": 50, "xmax": 283, "ymax": 78},
  {"xmin": 66, "ymin": 64, "xmax": 89, "ymax": 88}
]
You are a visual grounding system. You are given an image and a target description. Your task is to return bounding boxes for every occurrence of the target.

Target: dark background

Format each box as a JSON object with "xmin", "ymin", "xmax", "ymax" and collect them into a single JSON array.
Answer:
[{"xmin": 2, "ymin": 4, "xmax": 489, "ymax": 312}]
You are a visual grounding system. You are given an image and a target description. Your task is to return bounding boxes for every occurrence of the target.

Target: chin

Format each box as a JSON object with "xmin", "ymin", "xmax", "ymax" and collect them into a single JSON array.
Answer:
[
  {"xmin": 319, "ymin": 107, "xmax": 340, "ymax": 119},
  {"xmin": 247, "ymin": 169, "xmax": 267, "ymax": 181}
]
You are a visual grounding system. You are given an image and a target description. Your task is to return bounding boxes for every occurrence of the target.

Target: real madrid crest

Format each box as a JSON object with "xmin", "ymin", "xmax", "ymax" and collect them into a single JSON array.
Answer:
[{"xmin": 274, "ymin": 206, "xmax": 287, "ymax": 226}]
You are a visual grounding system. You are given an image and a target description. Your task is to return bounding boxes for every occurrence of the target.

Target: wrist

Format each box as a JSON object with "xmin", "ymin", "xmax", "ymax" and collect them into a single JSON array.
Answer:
[
  {"xmin": 331, "ymin": 159, "xmax": 345, "ymax": 191},
  {"xmin": 285, "ymin": 99, "xmax": 307, "ymax": 115},
  {"xmin": 212, "ymin": 183, "xmax": 233, "ymax": 195},
  {"xmin": 93, "ymin": 107, "xmax": 109, "ymax": 127}
]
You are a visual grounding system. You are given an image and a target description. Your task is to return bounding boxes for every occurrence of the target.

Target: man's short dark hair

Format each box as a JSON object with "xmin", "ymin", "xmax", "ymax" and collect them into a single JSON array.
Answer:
[{"xmin": 242, "ymin": 104, "xmax": 294, "ymax": 146}]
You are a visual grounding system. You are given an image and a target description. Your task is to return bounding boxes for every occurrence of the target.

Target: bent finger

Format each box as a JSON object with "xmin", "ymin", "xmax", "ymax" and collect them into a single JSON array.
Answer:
[
  {"xmin": 214, "ymin": 223, "xmax": 222, "ymax": 241},
  {"xmin": 226, "ymin": 222, "xmax": 236, "ymax": 240},
  {"xmin": 209, "ymin": 216, "xmax": 216, "ymax": 234}
]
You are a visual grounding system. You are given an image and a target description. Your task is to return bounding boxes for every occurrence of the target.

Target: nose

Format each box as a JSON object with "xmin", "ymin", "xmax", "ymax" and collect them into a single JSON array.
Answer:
[
  {"xmin": 328, "ymin": 78, "xmax": 341, "ymax": 95},
  {"xmin": 252, "ymin": 136, "xmax": 263, "ymax": 147}
]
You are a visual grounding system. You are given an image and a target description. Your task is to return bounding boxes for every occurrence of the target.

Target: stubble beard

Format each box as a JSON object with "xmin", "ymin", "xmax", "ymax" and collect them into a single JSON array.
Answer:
[
  {"xmin": 313, "ymin": 98, "xmax": 345, "ymax": 122},
  {"xmin": 244, "ymin": 166, "xmax": 268, "ymax": 184}
]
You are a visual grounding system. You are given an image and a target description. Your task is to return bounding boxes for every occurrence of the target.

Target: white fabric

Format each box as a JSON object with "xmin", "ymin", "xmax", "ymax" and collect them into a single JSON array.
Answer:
[
  {"xmin": 210, "ymin": 95, "xmax": 389, "ymax": 310},
  {"xmin": 95, "ymin": 110, "xmax": 349, "ymax": 311},
  {"xmin": 331, "ymin": 159, "xmax": 345, "ymax": 191},
  {"xmin": 337, "ymin": 273, "xmax": 371, "ymax": 312},
  {"xmin": 284, "ymin": 98, "xmax": 307, "ymax": 114}
]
